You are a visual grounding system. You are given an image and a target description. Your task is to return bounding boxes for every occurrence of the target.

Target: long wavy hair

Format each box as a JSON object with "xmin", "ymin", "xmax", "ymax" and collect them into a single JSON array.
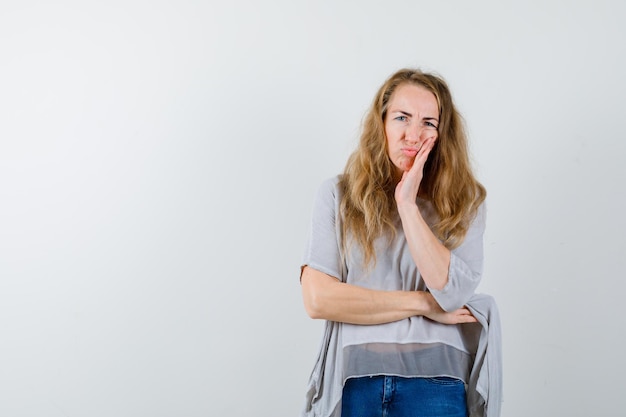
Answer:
[{"xmin": 339, "ymin": 68, "xmax": 486, "ymax": 267}]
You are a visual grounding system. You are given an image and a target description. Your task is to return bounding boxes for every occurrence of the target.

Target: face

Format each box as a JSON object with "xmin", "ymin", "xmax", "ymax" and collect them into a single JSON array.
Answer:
[{"xmin": 384, "ymin": 83, "xmax": 439, "ymax": 176}]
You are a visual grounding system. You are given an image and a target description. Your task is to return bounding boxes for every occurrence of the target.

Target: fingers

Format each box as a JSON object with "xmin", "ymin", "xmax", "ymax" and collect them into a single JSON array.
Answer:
[
  {"xmin": 417, "ymin": 137, "xmax": 436, "ymax": 161},
  {"xmin": 395, "ymin": 138, "xmax": 436, "ymax": 205},
  {"xmin": 460, "ymin": 315, "xmax": 478, "ymax": 323},
  {"xmin": 408, "ymin": 137, "xmax": 436, "ymax": 175},
  {"xmin": 456, "ymin": 308, "xmax": 477, "ymax": 323},
  {"xmin": 426, "ymin": 308, "xmax": 478, "ymax": 325}
]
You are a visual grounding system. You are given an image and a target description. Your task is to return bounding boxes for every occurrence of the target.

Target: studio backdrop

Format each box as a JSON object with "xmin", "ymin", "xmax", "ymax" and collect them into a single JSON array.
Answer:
[{"xmin": 1, "ymin": 1, "xmax": 624, "ymax": 416}]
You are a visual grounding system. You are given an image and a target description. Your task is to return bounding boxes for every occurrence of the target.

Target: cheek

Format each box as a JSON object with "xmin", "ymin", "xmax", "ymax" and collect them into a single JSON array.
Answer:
[
  {"xmin": 384, "ymin": 129, "xmax": 395, "ymax": 148},
  {"xmin": 384, "ymin": 125, "xmax": 392, "ymax": 140},
  {"xmin": 421, "ymin": 130, "xmax": 438, "ymax": 140},
  {"xmin": 386, "ymin": 127, "xmax": 404, "ymax": 147}
]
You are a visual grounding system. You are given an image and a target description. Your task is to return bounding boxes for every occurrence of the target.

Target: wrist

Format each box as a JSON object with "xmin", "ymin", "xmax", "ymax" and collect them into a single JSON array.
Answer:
[
  {"xmin": 397, "ymin": 201, "xmax": 419, "ymax": 217},
  {"xmin": 414, "ymin": 291, "xmax": 436, "ymax": 316}
]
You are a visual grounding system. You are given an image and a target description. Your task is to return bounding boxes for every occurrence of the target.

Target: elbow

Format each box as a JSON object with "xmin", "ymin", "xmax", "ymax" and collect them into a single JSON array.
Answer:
[
  {"xmin": 432, "ymin": 272, "xmax": 482, "ymax": 312},
  {"xmin": 301, "ymin": 267, "xmax": 334, "ymax": 320},
  {"xmin": 303, "ymin": 296, "xmax": 324, "ymax": 320},
  {"xmin": 302, "ymin": 284, "xmax": 327, "ymax": 319}
]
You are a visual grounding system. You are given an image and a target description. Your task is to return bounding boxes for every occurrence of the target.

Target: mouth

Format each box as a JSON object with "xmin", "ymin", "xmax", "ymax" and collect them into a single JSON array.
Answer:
[{"xmin": 401, "ymin": 147, "xmax": 419, "ymax": 157}]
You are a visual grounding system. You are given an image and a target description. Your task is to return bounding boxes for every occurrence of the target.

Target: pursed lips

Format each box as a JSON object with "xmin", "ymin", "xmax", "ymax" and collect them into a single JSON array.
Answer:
[{"xmin": 401, "ymin": 147, "xmax": 419, "ymax": 157}]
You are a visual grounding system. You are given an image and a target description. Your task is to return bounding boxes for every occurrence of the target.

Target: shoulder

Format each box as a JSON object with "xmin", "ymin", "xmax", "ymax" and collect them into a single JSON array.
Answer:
[
  {"xmin": 316, "ymin": 175, "xmax": 343, "ymax": 199},
  {"xmin": 465, "ymin": 199, "xmax": 487, "ymax": 234},
  {"xmin": 320, "ymin": 174, "xmax": 342, "ymax": 189},
  {"xmin": 477, "ymin": 199, "xmax": 488, "ymax": 224},
  {"xmin": 310, "ymin": 175, "xmax": 344, "ymax": 220},
  {"xmin": 475, "ymin": 199, "xmax": 487, "ymax": 221}
]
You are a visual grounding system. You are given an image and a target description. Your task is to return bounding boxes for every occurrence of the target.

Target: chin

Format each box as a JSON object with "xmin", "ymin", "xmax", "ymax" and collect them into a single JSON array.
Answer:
[{"xmin": 400, "ymin": 160, "xmax": 414, "ymax": 172}]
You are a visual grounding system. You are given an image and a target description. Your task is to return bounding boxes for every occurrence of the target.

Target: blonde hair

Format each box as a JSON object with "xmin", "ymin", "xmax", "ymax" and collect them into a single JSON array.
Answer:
[{"xmin": 339, "ymin": 68, "xmax": 486, "ymax": 267}]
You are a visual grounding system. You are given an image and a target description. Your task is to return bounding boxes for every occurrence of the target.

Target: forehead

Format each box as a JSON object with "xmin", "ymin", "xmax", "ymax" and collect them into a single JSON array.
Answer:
[{"xmin": 388, "ymin": 83, "xmax": 439, "ymax": 114}]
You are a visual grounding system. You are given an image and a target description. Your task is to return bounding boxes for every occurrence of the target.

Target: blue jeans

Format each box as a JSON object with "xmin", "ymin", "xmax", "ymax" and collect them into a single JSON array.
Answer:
[{"xmin": 341, "ymin": 375, "xmax": 467, "ymax": 417}]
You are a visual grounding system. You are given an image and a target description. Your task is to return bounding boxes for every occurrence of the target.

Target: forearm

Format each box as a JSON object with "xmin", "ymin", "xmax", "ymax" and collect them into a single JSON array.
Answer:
[
  {"xmin": 301, "ymin": 266, "xmax": 434, "ymax": 325},
  {"xmin": 397, "ymin": 203, "xmax": 450, "ymax": 291}
]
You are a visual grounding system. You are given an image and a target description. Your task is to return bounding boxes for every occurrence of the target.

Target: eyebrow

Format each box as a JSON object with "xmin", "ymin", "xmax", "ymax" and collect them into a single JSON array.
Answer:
[{"xmin": 391, "ymin": 110, "xmax": 439, "ymax": 122}]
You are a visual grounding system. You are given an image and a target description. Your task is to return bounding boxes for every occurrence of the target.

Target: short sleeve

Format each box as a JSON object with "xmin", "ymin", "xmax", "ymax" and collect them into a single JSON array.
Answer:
[
  {"xmin": 429, "ymin": 202, "xmax": 487, "ymax": 311},
  {"xmin": 301, "ymin": 176, "xmax": 346, "ymax": 282}
]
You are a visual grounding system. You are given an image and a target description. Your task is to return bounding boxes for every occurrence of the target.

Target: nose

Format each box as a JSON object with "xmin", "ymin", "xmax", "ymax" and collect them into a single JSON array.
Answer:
[{"xmin": 405, "ymin": 122, "xmax": 425, "ymax": 144}]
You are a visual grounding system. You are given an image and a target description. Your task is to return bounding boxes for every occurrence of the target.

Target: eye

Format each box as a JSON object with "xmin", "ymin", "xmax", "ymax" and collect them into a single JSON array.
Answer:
[
  {"xmin": 424, "ymin": 121, "xmax": 438, "ymax": 129},
  {"xmin": 394, "ymin": 115, "xmax": 408, "ymax": 122}
]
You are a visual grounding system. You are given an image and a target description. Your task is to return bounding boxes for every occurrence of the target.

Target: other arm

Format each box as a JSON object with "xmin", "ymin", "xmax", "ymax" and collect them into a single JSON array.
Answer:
[{"xmin": 301, "ymin": 266, "xmax": 477, "ymax": 325}]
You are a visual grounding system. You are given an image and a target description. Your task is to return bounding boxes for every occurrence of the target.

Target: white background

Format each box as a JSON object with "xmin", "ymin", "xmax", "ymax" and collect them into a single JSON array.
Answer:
[{"xmin": 1, "ymin": 1, "xmax": 625, "ymax": 416}]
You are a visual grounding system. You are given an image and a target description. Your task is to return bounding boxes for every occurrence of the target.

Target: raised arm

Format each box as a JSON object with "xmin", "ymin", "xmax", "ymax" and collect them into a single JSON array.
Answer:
[
  {"xmin": 395, "ymin": 137, "xmax": 451, "ymax": 288},
  {"xmin": 394, "ymin": 138, "xmax": 484, "ymax": 311}
]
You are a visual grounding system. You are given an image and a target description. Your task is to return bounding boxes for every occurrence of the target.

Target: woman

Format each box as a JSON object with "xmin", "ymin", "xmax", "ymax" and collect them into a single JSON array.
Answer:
[{"xmin": 300, "ymin": 68, "xmax": 495, "ymax": 417}]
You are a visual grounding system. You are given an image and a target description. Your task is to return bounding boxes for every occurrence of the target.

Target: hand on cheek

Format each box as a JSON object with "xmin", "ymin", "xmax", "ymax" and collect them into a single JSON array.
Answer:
[{"xmin": 395, "ymin": 137, "xmax": 436, "ymax": 207}]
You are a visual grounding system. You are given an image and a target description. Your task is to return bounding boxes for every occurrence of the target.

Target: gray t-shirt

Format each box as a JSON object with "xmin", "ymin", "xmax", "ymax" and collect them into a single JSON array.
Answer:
[{"xmin": 301, "ymin": 175, "xmax": 488, "ymax": 416}]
